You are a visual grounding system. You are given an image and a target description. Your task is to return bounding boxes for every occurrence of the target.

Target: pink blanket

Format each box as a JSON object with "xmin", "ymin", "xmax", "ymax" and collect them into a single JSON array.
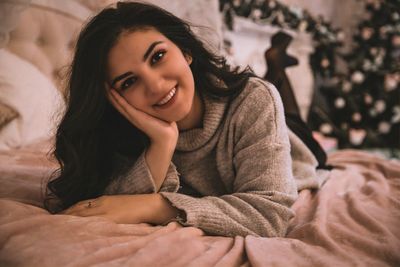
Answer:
[{"xmin": 0, "ymin": 144, "xmax": 399, "ymax": 267}]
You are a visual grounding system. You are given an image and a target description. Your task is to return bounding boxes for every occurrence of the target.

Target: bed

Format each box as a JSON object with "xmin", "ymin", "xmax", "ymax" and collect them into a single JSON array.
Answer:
[{"xmin": 1, "ymin": 1, "xmax": 399, "ymax": 267}]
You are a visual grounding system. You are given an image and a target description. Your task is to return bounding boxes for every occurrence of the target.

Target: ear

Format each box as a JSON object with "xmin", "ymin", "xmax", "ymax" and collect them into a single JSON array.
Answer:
[{"xmin": 184, "ymin": 53, "xmax": 192, "ymax": 65}]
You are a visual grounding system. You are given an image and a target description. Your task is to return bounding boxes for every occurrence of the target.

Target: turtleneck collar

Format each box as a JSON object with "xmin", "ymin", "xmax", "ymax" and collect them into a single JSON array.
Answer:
[{"xmin": 176, "ymin": 93, "xmax": 228, "ymax": 152}]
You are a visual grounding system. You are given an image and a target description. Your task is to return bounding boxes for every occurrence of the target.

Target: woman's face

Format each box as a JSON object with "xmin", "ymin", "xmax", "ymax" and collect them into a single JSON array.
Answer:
[{"xmin": 107, "ymin": 28, "xmax": 196, "ymax": 124}]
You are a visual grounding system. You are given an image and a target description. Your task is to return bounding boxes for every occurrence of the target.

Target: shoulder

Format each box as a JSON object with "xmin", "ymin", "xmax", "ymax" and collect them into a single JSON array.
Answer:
[
  {"xmin": 230, "ymin": 77, "xmax": 284, "ymax": 114},
  {"xmin": 226, "ymin": 77, "xmax": 287, "ymax": 142}
]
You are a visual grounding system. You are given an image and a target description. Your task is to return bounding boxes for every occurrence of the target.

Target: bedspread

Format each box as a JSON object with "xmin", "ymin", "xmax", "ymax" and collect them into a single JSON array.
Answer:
[{"xmin": 0, "ymin": 146, "xmax": 399, "ymax": 267}]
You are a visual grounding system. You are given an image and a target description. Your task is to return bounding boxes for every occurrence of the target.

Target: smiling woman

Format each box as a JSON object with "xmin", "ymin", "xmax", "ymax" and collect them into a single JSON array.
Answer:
[
  {"xmin": 45, "ymin": 1, "xmax": 327, "ymax": 237},
  {"xmin": 106, "ymin": 29, "xmax": 197, "ymax": 126}
]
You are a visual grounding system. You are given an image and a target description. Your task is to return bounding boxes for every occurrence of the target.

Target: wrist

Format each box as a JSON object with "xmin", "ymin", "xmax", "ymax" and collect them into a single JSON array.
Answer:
[{"xmin": 147, "ymin": 193, "xmax": 179, "ymax": 225}]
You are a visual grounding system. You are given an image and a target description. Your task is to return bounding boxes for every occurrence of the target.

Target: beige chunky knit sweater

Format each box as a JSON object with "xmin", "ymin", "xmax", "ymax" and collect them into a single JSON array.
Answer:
[{"xmin": 105, "ymin": 77, "xmax": 322, "ymax": 237}]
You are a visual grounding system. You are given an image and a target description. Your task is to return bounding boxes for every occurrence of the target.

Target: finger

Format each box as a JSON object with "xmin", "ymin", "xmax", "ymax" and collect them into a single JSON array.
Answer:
[
  {"xmin": 109, "ymin": 89, "xmax": 142, "ymax": 122},
  {"xmin": 107, "ymin": 89, "xmax": 131, "ymax": 119},
  {"xmin": 108, "ymin": 89, "xmax": 157, "ymax": 129},
  {"xmin": 62, "ymin": 199, "xmax": 98, "ymax": 215}
]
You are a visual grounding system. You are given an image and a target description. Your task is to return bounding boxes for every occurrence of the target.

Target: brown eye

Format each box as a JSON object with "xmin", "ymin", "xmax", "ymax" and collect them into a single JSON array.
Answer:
[
  {"xmin": 120, "ymin": 76, "xmax": 137, "ymax": 91},
  {"xmin": 151, "ymin": 50, "xmax": 166, "ymax": 65}
]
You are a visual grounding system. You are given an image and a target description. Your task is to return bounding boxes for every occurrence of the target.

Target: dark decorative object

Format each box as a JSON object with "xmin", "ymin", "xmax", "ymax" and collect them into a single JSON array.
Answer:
[{"xmin": 264, "ymin": 31, "xmax": 300, "ymax": 116}]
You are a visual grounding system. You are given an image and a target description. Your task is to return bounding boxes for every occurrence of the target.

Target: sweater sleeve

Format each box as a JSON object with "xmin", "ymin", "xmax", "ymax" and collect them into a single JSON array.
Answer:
[
  {"xmin": 104, "ymin": 151, "xmax": 180, "ymax": 195},
  {"xmin": 161, "ymin": 80, "xmax": 298, "ymax": 237}
]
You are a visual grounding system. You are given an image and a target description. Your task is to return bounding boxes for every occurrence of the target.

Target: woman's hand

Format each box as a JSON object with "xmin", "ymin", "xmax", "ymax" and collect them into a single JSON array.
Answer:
[
  {"xmin": 107, "ymin": 88, "xmax": 178, "ymax": 191},
  {"xmin": 108, "ymin": 88, "xmax": 178, "ymax": 147},
  {"xmin": 62, "ymin": 194, "xmax": 179, "ymax": 225}
]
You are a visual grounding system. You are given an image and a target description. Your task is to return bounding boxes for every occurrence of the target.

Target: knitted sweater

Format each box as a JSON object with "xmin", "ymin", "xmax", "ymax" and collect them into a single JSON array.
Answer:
[{"xmin": 105, "ymin": 77, "xmax": 322, "ymax": 237}]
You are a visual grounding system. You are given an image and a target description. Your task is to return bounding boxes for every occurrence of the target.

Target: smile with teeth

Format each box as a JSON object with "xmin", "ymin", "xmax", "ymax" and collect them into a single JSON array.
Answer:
[{"xmin": 156, "ymin": 87, "xmax": 177, "ymax": 106}]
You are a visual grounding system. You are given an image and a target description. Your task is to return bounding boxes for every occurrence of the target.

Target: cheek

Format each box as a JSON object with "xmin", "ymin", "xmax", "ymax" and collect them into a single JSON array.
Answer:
[{"xmin": 121, "ymin": 90, "xmax": 145, "ymax": 110}]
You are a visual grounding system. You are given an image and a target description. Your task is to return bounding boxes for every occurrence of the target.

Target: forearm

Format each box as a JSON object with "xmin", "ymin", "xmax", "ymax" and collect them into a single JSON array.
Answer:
[{"xmin": 145, "ymin": 140, "xmax": 176, "ymax": 192}]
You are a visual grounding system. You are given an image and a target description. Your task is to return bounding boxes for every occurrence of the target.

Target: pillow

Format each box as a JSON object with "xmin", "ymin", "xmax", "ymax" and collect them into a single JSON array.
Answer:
[
  {"xmin": 0, "ymin": 101, "xmax": 19, "ymax": 130},
  {"xmin": 0, "ymin": 49, "xmax": 65, "ymax": 151}
]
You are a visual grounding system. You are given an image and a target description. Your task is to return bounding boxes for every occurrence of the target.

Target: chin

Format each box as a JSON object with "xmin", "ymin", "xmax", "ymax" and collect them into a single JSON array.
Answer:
[{"xmin": 173, "ymin": 104, "xmax": 193, "ymax": 122}]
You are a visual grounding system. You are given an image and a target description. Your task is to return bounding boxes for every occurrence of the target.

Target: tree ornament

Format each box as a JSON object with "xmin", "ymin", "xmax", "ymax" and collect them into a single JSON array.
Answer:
[
  {"xmin": 251, "ymin": 9, "xmax": 262, "ymax": 20},
  {"xmin": 298, "ymin": 20, "xmax": 308, "ymax": 32},
  {"xmin": 319, "ymin": 123, "xmax": 333, "ymax": 134},
  {"xmin": 392, "ymin": 35, "xmax": 400, "ymax": 47},
  {"xmin": 374, "ymin": 100, "xmax": 386, "ymax": 113},
  {"xmin": 375, "ymin": 56, "xmax": 384, "ymax": 67},
  {"xmin": 384, "ymin": 74, "xmax": 399, "ymax": 91},
  {"xmin": 268, "ymin": 0, "xmax": 276, "ymax": 9},
  {"xmin": 364, "ymin": 94, "xmax": 373, "ymax": 104},
  {"xmin": 392, "ymin": 106, "xmax": 400, "ymax": 124},
  {"xmin": 363, "ymin": 59, "xmax": 373, "ymax": 70},
  {"xmin": 342, "ymin": 81, "xmax": 352, "ymax": 93},
  {"xmin": 334, "ymin": 97, "xmax": 346, "ymax": 109},
  {"xmin": 349, "ymin": 128, "xmax": 367, "ymax": 145},
  {"xmin": 321, "ymin": 58, "xmax": 330, "ymax": 68},
  {"xmin": 379, "ymin": 26, "xmax": 389, "ymax": 39},
  {"xmin": 361, "ymin": 27, "xmax": 374, "ymax": 40},
  {"xmin": 369, "ymin": 108, "xmax": 378, "ymax": 117},
  {"xmin": 337, "ymin": 31, "xmax": 345, "ymax": 42},
  {"xmin": 352, "ymin": 112, "xmax": 362, "ymax": 122},
  {"xmin": 378, "ymin": 121, "xmax": 391, "ymax": 134},
  {"xmin": 370, "ymin": 47, "xmax": 378, "ymax": 56},
  {"xmin": 372, "ymin": 1, "xmax": 381, "ymax": 10},
  {"xmin": 392, "ymin": 12, "xmax": 400, "ymax": 21},
  {"xmin": 351, "ymin": 71, "xmax": 365, "ymax": 84}
]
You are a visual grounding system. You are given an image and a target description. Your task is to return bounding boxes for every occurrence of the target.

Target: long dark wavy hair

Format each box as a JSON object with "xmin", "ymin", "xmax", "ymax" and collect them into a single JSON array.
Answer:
[{"xmin": 45, "ymin": 1, "xmax": 254, "ymax": 212}]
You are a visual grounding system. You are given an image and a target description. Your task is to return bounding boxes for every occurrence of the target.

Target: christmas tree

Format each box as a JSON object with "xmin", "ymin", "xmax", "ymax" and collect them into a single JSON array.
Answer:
[{"xmin": 312, "ymin": 0, "xmax": 400, "ymax": 150}]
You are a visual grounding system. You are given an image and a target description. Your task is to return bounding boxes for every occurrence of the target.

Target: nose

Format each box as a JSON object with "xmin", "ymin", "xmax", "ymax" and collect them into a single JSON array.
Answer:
[{"xmin": 142, "ymin": 69, "xmax": 166, "ymax": 97}]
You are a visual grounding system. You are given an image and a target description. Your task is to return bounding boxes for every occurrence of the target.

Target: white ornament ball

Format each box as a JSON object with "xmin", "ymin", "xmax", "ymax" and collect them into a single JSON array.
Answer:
[
  {"xmin": 320, "ymin": 123, "xmax": 333, "ymax": 134},
  {"xmin": 269, "ymin": 0, "xmax": 276, "ymax": 8},
  {"xmin": 321, "ymin": 58, "xmax": 330, "ymax": 68},
  {"xmin": 374, "ymin": 100, "xmax": 386, "ymax": 113},
  {"xmin": 352, "ymin": 112, "xmax": 362, "ymax": 122},
  {"xmin": 342, "ymin": 81, "xmax": 352, "ymax": 93},
  {"xmin": 334, "ymin": 97, "xmax": 346, "ymax": 109},
  {"xmin": 361, "ymin": 27, "xmax": 374, "ymax": 40},
  {"xmin": 384, "ymin": 75, "xmax": 399, "ymax": 91},
  {"xmin": 363, "ymin": 60, "xmax": 372, "ymax": 70},
  {"xmin": 392, "ymin": 35, "xmax": 400, "ymax": 47},
  {"xmin": 337, "ymin": 31, "xmax": 345, "ymax": 42},
  {"xmin": 252, "ymin": 9, "xmax": 262, "ymax": 19},
  {"xmin": 351, "ymin": 71, "xmax": 365, "ymax": 84},
  {"xmin": 375, "ymin": 55, "xmax": 383, "ymax": 66},
  {"xmin": 370, "ymin": 47, "xmax": 378, "ymax": 56},
  {"xmin": 349, "ymin": 128, "xmax": 366, "ymax": 145},
  {"xmin": 364, "ymin": 94, "xmax": 373, "ymax": 104},
  {"xmin": 378, "ymin": 122, "xmax": 391, "ymax": 134}
]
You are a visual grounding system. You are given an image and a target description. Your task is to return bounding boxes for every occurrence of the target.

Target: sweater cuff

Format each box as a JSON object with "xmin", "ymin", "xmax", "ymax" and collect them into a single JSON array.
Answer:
[
  {"xmin": 159, "ymin": 192, "xmax": 227, "ymax": 234},
  {"xmin": 159, "ymin": 162, "xmax": 180, "ymax": 193}
]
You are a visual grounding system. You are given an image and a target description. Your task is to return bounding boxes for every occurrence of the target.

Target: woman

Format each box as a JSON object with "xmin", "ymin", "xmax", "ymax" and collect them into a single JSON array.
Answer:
[{"xmin": 46, "ymin": 1, "xmax": 324, "ymax": 237}]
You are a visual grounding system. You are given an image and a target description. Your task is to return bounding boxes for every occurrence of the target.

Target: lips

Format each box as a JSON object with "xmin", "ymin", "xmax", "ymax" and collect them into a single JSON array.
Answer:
[{"xmin": 155, "ymin": 87, "xmax": 177, "ymax": 106}]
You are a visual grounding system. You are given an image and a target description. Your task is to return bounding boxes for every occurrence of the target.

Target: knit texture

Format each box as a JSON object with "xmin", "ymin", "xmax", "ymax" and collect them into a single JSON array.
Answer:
[{"xmin": 105, "ymin": 77, "xmax": 322, "ymax": 237}]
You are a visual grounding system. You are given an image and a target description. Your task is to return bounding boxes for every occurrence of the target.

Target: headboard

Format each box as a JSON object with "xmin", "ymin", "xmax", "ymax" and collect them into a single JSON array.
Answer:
[{"xmin": 3, "ymin": 0, "xmax": 93, "ymax": 92}]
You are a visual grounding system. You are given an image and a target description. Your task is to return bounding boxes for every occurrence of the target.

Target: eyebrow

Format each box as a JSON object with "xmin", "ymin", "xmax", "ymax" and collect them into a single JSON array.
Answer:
[
  {"xmin": 143, "ymin": 41, "xmax": 164, "ymax": 61},
  {"xmin": 110, "ymin": 41, "xmax": 164, "ymax": 87},
  {"xmin": 111, "ymin": 72, "xmax": 133, "ymax": 87}
]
